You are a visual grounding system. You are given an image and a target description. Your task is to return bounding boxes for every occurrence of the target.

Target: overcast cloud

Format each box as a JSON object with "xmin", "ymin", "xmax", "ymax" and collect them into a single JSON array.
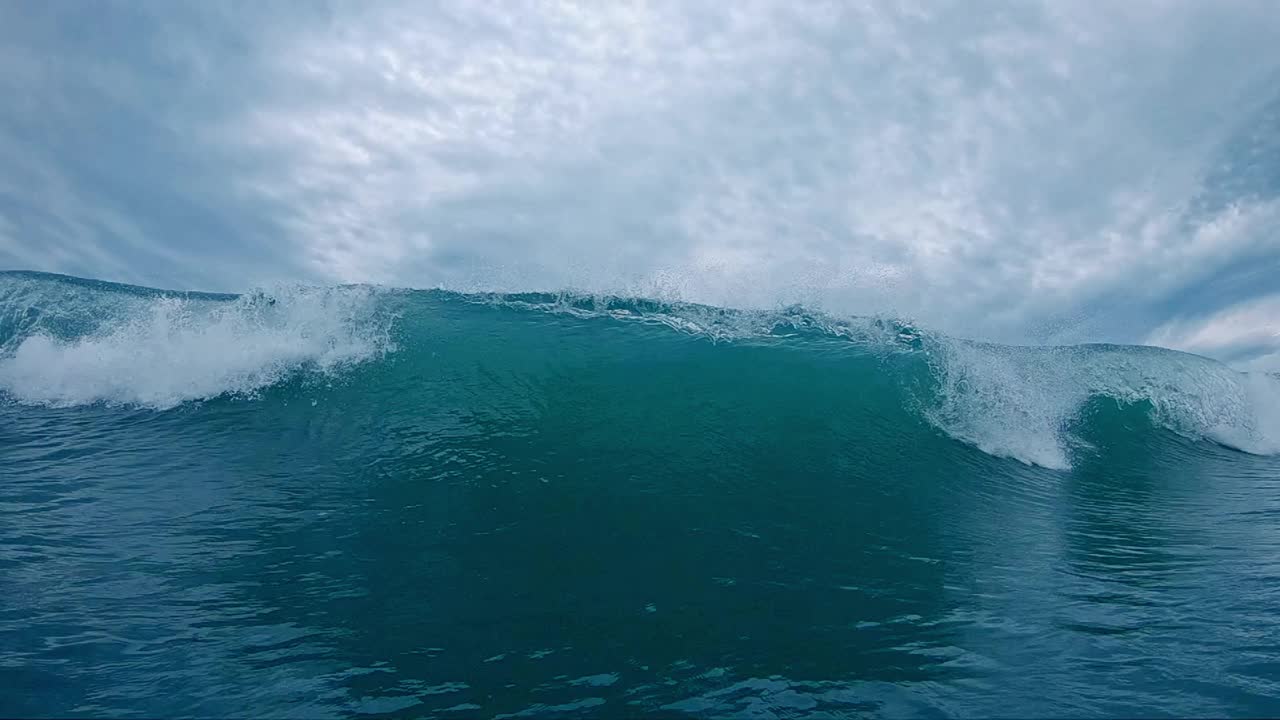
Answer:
[{"xmin": 1, "ymin": 0, "xmax": 1279, "ymax": 366}]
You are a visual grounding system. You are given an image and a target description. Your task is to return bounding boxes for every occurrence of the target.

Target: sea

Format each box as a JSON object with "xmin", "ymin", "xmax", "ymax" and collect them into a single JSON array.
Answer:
[{"xmin": 2, "ymin": 269, "xmax": 1279, "ymax": 718}]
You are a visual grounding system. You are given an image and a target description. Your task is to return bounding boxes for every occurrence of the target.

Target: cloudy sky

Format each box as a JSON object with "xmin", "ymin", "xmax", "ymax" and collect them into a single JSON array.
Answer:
[{"xmin": 2, "ymin": 0, "xmax": 1279, "ymax": 367}]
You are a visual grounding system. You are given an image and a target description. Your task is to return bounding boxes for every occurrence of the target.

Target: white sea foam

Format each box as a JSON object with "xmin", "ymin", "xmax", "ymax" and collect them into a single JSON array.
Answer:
[
  {"xmin": 925, "ymin": 339, "xmax": 1280, "ymax": 470},
  {"xmin": 0, "ymin": 285, "xmax": 392, "ymax": 409}
]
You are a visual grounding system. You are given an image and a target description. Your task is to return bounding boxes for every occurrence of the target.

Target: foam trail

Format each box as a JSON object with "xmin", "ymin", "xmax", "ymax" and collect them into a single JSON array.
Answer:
[{"xmin": 0, "ymin": 285, "xmax": 392, "ymax": 409}]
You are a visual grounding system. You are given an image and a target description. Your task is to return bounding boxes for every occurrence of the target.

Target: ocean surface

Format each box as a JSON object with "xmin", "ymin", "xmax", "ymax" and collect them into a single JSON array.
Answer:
[{"xmin": 3, "ymin": 269, "xmax": 1280, "ymax": 718}]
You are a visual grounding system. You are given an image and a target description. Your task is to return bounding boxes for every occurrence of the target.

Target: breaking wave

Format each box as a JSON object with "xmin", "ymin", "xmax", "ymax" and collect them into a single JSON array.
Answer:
[{"xmin": 2, "ymin": 271, "xmax": 1277, "ymax": 469}]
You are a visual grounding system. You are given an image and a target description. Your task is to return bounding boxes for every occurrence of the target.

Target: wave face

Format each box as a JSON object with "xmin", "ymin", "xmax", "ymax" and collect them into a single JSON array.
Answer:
[
  {"xmin": 4, "ymin": 271, "xmax": 1280, "ymax": 718},
  {"xmin": 2, "ymin": 271, "xmax": 1276, "ymax": 468}
]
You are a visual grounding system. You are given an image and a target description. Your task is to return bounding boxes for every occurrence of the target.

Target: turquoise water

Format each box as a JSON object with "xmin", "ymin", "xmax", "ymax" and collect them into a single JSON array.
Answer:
[{"xmin": 3, "ymin": 270, "xmax": 1280, "ymax": 718}]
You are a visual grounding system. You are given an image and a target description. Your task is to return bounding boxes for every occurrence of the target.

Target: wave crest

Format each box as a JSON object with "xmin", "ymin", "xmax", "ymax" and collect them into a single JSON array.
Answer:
[
  {"xmin": 0, "ymin": 276, "xmax": 393, "ymax": 409},
  {"xmin": 924, "ymin": 340, "xmax": 1280, "ymax": 469}
]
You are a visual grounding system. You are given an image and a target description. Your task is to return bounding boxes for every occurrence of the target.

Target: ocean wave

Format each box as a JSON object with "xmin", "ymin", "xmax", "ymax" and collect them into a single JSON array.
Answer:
[{"xmin": 2, "ymin": 271, "xmax": 1276, "ymax": 468}]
